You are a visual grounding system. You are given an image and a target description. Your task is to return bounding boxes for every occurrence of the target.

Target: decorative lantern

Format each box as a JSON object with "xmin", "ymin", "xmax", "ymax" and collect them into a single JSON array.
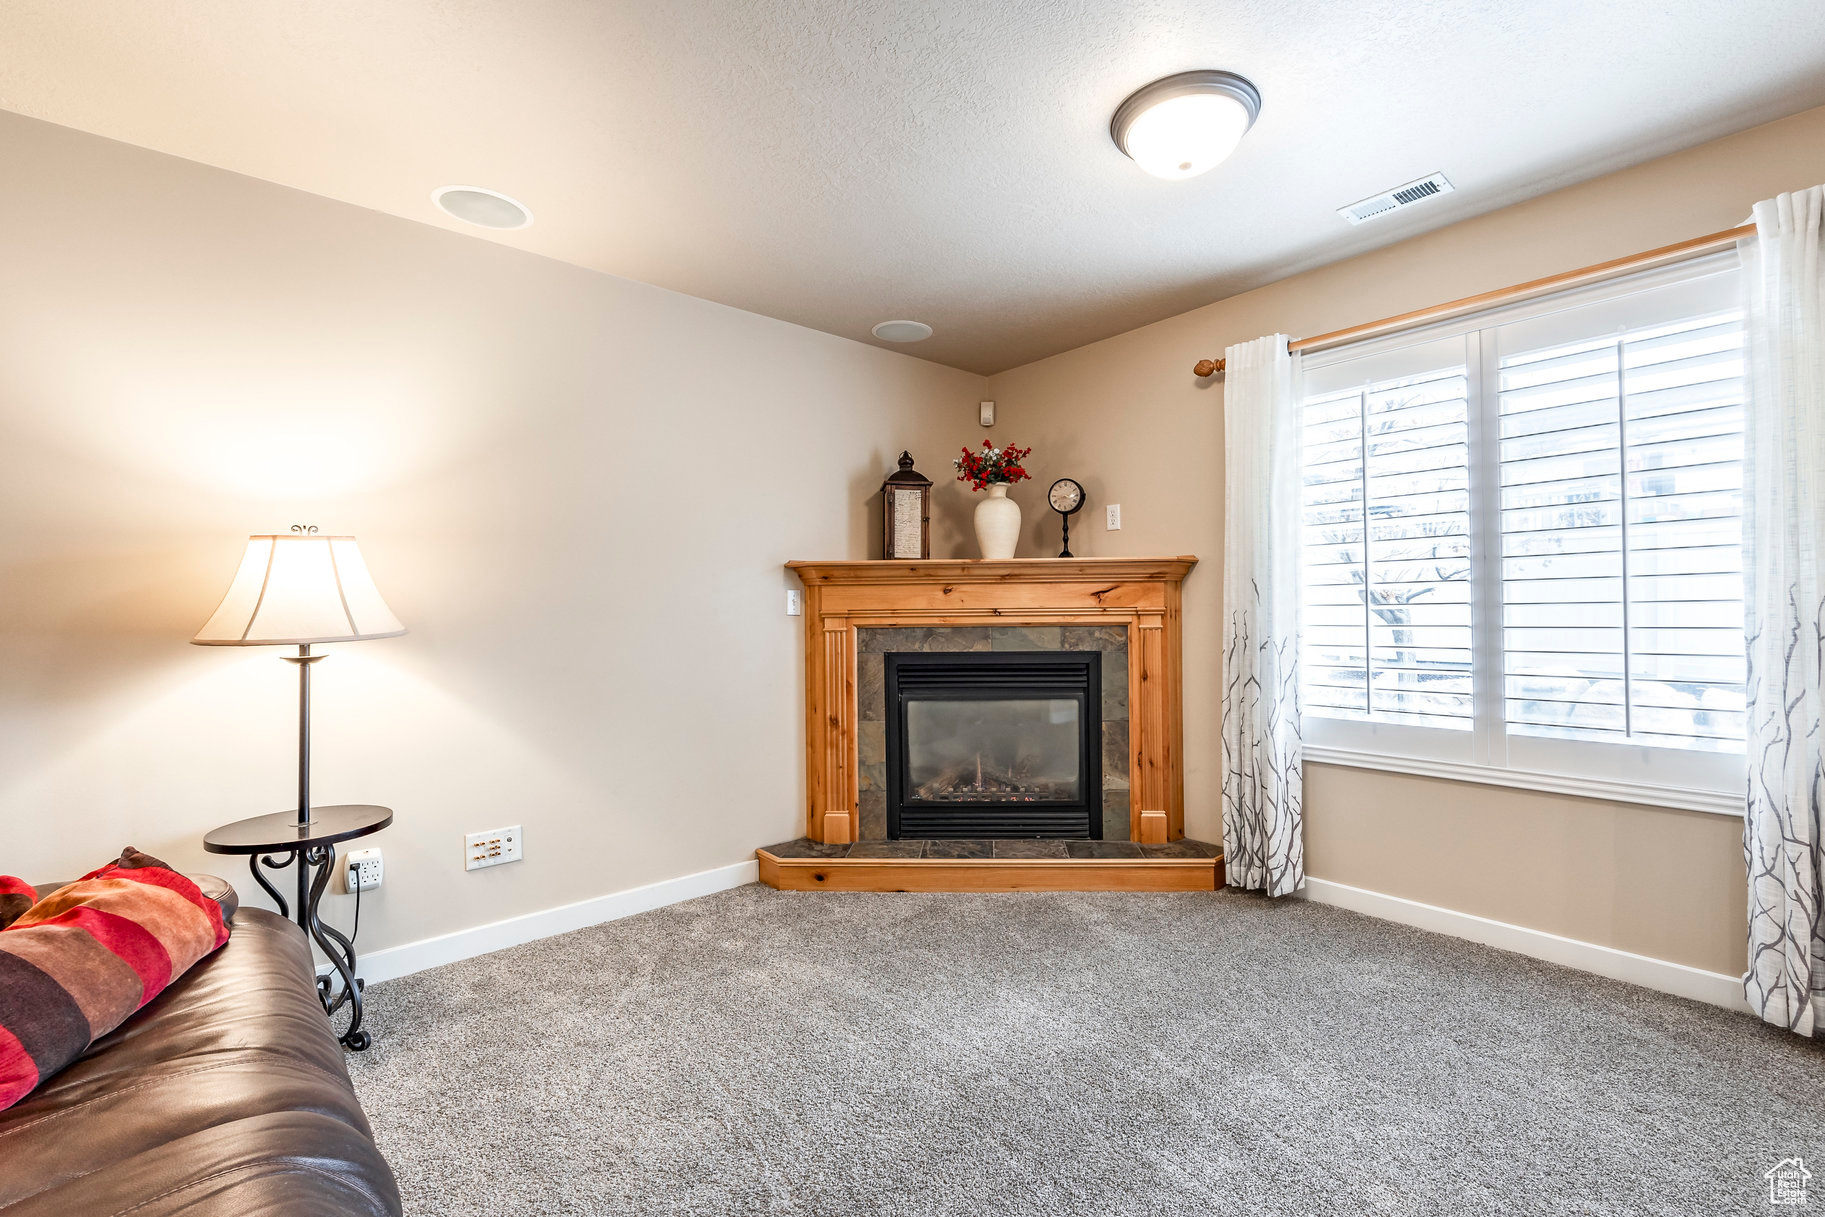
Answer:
[{"xmin": 881, "ymin": 451, "xmax": 932, "ymax": 560}]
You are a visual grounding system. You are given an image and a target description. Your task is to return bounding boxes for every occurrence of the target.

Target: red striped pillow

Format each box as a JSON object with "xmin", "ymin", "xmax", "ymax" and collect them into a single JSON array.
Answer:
[
  {"xmin": 0, "ymin": 877, "xmax": 34, "ymax": 930},
  {"xmin": 0, "ymin": 848, "xmax": 230, "ymax": 1109}
]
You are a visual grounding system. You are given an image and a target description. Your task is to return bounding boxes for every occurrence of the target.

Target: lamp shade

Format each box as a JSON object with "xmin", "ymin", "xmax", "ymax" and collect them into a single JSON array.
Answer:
[{"xmin": 193, "ymin": 534, "xmax": 405, "ymax": 646}]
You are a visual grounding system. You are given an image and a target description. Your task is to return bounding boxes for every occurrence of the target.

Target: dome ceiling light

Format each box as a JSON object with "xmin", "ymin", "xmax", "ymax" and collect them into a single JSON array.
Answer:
[
  {"xmin": 872, "ymin": 320, "xmax": 933, "ymax": 343},
  {"xmin": 1110, "ymin": 70, "xmax": 1262, "ymax": 180},
  {"xmin": 432, "ymin": 185, "xmax": 534, "ymax": 229}
]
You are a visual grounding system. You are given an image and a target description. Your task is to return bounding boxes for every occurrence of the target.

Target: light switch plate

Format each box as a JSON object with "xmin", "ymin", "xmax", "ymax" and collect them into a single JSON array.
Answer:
[
  {"xmin": 465, "ymin": 825, "xmax": 522, "ymax": 871},
  {"xmin": 979, "ymin": 400, "xmax": 995, "ymax": 426},
  {"xmin": 786, "ymin": 589, "xmax": 802, "ymax": 615}
]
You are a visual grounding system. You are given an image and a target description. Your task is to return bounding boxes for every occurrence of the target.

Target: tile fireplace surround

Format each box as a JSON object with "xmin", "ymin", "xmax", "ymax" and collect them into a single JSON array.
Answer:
[
  {"xmin": 785, "ymin": 558, "xmax": 1197, "ymax": 843},
  {"xmin": 856, "ymin": 624, "xmax": 1131, "ymax": 842}
]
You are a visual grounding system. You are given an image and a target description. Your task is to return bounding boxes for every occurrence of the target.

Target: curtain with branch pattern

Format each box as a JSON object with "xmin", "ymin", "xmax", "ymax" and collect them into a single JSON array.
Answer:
[
  {"xmin": 1221, "ymin": 335, "xmax": 1304, "ymax": 896},
  {"xmin": 1743, "ymin": 186, "xmax": 1825, "ymax": 1034}
]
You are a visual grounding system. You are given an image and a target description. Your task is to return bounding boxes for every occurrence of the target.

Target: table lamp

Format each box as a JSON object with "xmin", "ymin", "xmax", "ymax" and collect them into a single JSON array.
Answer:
[{"xmin": 192, "ymin": 526, "xmax": 405, "ymax": 829}]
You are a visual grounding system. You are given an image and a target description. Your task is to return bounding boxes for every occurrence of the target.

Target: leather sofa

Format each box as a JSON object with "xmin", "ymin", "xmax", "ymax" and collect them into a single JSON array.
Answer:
[{"xmin": 0, "ymin": 878, "xmax": 402, "ymax": 1215}]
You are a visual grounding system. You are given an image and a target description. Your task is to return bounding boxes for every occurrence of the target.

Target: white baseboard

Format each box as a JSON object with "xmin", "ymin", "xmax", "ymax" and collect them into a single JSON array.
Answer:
[
  {"xmin": 1297, "ymin": 876, "xmax": 1749, "ymax": 1013},
  {"xmin": 318, "ymin": 860, "xmax": 1745, "ymax": 1013},
  {"xmin": 322, "ymin": 859, "xmax": 759, "ymax": 986}
]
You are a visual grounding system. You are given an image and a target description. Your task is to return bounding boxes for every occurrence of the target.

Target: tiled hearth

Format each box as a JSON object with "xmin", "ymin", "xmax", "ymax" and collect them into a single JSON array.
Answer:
[{"xmin": 762, "ymin": 837, "xmax": 1222, "ymax": 860}]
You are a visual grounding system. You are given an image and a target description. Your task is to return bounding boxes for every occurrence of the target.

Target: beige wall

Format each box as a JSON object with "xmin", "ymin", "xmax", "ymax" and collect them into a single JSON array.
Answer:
[
  {"xmin": 985, "ymin": 105, "xmax": 1825, "ymax": 975},
  {"xmin": 0, "ymin": 111, "xmax": 988, "ymax": 955}
]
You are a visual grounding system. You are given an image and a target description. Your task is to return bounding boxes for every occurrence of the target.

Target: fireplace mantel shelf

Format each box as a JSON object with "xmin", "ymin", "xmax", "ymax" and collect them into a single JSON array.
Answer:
[
  {"xmin": 785, "ymin": 556, "xmax": 1198, "ymax": 862},
  {"xmin": 787, "ymin": 557, "xmax": 1197, "ymax": 584}
]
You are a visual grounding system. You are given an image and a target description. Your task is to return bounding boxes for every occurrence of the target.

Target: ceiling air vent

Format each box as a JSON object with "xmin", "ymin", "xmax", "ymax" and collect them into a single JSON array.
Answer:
[{"xmin": 1338, "ymin": 172, "xmax": 1454, "ymax": 225}]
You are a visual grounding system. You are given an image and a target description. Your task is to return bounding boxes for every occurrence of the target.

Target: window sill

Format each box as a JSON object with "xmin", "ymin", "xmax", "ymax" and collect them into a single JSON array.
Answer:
[{"xmin": 1301, "ymin": 745, "xmax": 1743, "ymax": 817}]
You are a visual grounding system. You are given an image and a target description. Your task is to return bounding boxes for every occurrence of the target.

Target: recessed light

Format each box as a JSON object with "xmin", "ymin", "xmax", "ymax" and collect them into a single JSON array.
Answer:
[
  {"xmin": 872, "ymin": 320, "xmax": 933, "ymax": 343},
  {"xmin": 432, "ymin": 185, "xmax": 534, "ymax": 230},
  {"xmin": 1110, "ymin": 70, "xmax": 1261, "ymax": 180}
]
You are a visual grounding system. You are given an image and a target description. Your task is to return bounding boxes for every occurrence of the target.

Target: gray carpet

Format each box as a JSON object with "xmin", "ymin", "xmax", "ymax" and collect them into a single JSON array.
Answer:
[{"xmin": 346, "ymin": 885, "xmax": 1825, "ymax": 1216}]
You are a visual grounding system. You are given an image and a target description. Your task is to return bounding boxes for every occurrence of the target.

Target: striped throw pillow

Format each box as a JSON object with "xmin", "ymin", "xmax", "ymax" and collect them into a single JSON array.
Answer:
[
  {"xmin": 0, "ymin": 877, "xmax": 34, "ymax": 930},
  {"xmin": 0, "ymin": 848, "xmax": 230, "ymax": 1109}
]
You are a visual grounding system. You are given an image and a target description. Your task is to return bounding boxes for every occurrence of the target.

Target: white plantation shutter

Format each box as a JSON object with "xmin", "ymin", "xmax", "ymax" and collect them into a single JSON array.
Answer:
[
  {"xmin": 1301, "ymin": 344, "xmax": 1474, "ymax": 732},
  {"xmin": 1299, "ymin": 257, "xmax": 1747, "ymax": 799},
  {"xmin": 1497, "ymin": 306, "xmax": 1746, "ymax": 752}
]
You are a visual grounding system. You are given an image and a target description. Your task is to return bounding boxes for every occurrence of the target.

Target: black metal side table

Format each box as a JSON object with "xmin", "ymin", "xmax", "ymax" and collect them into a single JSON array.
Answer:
[{"xmin": 204, "ymin": 804, "xmax": 392, "ymax": 1051}]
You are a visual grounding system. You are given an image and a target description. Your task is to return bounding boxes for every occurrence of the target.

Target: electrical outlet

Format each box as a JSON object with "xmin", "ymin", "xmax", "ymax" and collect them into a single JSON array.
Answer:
[
  {"xmin": 786, "ymin": 589, "xmax": 802, "ymax": 616},
  {"xmin": 1105, "ymin": 503, "xmax": 1122, "ymax": 530},
  {"xmin": 344, "ymin": 847, "xmax": 383, "ymax": 892},
  {"xmin": 979, "ymin": 400, "xmax": 995, "ymax": 426},
  {"xmin": 465, "ymin": 825, "xmax": 522, "ymax": 871}
]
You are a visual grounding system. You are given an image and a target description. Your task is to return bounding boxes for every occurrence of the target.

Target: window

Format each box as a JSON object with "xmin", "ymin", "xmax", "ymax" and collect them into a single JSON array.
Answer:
[
  {"xmin": 1299, "ymin": 258, "xmax": 1745, "ymax": 809},
  {"xmin": 1303, "ymin": 358, "xmax": 1473, "ymax": 731}
]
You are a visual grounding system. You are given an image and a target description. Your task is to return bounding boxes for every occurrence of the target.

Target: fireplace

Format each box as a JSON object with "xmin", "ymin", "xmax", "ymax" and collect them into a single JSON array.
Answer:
[
  {"xmin": 884, "ymin": 652, "xmax": 1102, "ymax": 839},
  {"xmin": 790, "ymin": 558, "xmax": 1194, "ymax": 846}
]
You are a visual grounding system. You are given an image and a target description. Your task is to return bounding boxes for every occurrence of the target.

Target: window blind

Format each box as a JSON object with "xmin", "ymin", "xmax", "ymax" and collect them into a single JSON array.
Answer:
[
  {"xmin": 1496, "ymin": 309, "xmax": 1746, "ymax": 752},
  {"xmin": 1297, "ymin": 256, "xmax": 1748, "ymax": 795},
  {"xmin": 1301, "ymin": 360, "xmax": 1474, "ymax": 730}
]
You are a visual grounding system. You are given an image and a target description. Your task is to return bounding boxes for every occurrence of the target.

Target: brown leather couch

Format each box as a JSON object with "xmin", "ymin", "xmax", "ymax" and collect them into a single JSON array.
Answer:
[{"xmin": 0, "ymin": 878, "xmax": 402, "ymax": 1215}]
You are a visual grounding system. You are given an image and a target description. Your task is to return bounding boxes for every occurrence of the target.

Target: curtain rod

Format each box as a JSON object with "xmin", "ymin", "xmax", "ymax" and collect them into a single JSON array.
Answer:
[{"xmin": 1190, "ymin": 222, "xmax": 1756, "ymax": 377}]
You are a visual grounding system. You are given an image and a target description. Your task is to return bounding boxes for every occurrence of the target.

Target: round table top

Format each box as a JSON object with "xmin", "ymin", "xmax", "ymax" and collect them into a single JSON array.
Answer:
[{"xmin": 203, "ymin": 804, "xmax": 393, "ymax": 854}]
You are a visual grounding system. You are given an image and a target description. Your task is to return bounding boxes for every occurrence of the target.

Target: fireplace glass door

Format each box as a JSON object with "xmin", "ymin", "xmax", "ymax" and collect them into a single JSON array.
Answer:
[{"xmin": 885, "ymin": 652, "xmax": 1101, "ymax": 839}]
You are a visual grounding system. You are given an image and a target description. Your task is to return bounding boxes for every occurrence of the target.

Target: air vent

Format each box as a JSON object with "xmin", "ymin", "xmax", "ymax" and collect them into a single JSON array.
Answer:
[{"xmin": 1338, "ymin": 172, "xmax": 1454, "ymax": 225}]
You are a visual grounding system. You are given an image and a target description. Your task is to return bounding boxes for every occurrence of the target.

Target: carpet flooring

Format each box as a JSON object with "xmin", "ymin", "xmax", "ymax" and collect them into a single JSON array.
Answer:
[{"xmin": 346, "ymin": 885, "xmax": 1825, "ymax": 1216}]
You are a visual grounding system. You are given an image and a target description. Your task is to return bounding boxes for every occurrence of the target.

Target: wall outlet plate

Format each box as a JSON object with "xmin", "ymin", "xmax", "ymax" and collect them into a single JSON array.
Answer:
[
  {"xmin": 465, "ymin": 825, "xmax": 522, "ymax": 871},
  {"xmin": 979, "ymin": 400, "xmax": 995, "ymax": 426},
  {"xmin": 786, "ymin": 589, "xmax": 802, "ymax": 615},
  {"xmin": 344, "ymin": 847, "xmax": 383, "ymax": 892},
  {"xmin": 1105, "ymin": 503, "xmax": 1121, "ymax": 530}
]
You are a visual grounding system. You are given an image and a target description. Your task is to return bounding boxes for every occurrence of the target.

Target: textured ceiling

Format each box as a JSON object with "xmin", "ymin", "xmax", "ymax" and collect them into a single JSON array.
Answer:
[{"xmin": 4, "ymin": 1, "xmax": 1824, "ymax": 373}]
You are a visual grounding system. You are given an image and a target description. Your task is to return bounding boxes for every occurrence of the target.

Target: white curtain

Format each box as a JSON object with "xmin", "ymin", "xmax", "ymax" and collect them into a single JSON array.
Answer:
[
  {"xmin": 1221, "ymin": 335, "xmax": 1304, "ymax": 896},
  {"xmin": 1742, "ymin": 185, "xmax": 1825, "ymax": 1034}
]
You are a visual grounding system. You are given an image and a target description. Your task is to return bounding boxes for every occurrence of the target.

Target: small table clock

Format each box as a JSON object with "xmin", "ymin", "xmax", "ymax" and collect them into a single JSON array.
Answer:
[{"xmin": 1048, "ymin": 477, "xmax": 1085, "ymax": 557}]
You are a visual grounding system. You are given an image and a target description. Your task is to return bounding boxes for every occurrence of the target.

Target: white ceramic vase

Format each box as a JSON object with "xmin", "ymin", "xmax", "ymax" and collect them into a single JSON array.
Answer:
[{"xmin": 973, "ymin": 483, "xmax": 1021, "ymax": 559}]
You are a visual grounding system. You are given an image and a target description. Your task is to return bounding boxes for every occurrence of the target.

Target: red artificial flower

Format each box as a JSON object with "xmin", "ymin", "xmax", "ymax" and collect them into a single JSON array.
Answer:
[{"xmin": 951, "ymin": 441, "xmax": 1034, "ymax": 491}]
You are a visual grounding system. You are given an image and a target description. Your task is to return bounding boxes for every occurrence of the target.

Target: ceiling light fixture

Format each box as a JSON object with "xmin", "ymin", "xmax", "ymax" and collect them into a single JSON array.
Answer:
[
  {"xmin": 872, "ymin": 320, "xmax": 933, "ymax": 343},
  {"xmin": 432, "ymin": 185, "xmax": 534, "ymax": 229},
  {"xmin": 1110, "ymin": 70, "xmax": 1261, "ymax": 180}
]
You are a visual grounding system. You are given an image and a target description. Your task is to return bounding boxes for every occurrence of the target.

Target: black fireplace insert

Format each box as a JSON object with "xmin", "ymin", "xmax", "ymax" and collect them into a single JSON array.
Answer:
[{"xmin": 884, "ymin": 651, "xmax": 1101, "ymax": 839}]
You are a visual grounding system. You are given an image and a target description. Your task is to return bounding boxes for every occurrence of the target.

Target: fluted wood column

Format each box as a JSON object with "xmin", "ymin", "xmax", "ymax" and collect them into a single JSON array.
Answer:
[{"xmin": 1131, "ymin": 614, "xmax": 1169, "ymax": 844}]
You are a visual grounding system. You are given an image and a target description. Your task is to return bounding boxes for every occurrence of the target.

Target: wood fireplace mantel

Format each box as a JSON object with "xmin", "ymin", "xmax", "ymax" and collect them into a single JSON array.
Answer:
[{"xmin": 786, "ymin": 557, "xmax": 1197, "ymax": 846}]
